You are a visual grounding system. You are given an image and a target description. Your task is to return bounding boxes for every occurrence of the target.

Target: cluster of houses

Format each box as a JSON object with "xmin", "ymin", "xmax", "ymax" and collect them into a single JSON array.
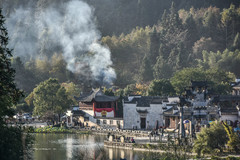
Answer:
[{"xmin": 65, "ymin": 81, "xmax": 240, "ymax": 134}]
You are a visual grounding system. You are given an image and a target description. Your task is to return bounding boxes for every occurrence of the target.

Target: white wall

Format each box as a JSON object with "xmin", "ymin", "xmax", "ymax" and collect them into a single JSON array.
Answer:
[
  {"xmin": 220, "ymin": 114, "xmax": 239, "ymax": 122},
  {"xmin": 148, "ymin": 104, "xmax": 163, "ymax": 128},
  {"xmin": 123, "ymin": 104, "xmax": 138, "ymax": 129},
  {"xmin": 97, "ymin": 118, "xmax": 124, "ymax": 129},
  {"xmin": 81, "ymin": 109, "xmax": 123, "ymax": 129},
  {"xmin": 123, "ymin": 103, "xmax": 164, "ymax": 130}
]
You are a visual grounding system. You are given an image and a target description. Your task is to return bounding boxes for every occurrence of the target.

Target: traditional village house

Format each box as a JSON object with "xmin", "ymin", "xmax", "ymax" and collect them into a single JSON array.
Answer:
[
  {"xmin": 123, "ymin": 95, "xmax": 178, "ymax": 130},
  {"xmin": 73, "ymin": 88, "xmax": 123, "ymax": 129},
  {"xmin": 214, "ymin": 80, "xmax": 240, "ymax": 126},
  {"xmin": 163, "ymin": 81, "xmax": 219, "ymax": 133},
  {"xmin": 215, "ymin": 95, "xmax": 240, "ymax": 125}
]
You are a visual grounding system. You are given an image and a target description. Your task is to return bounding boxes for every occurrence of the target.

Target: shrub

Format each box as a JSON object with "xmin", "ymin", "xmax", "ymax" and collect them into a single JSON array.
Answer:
[{"xmin": 193, "ymin": 122, "xmax": 227, "ymax": 156}]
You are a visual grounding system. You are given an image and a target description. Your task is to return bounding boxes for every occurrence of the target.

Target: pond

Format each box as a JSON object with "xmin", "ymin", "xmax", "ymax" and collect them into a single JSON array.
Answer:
[{"xmin": 32, "ymin": 133, "xmax": 142, "ymax": 160}]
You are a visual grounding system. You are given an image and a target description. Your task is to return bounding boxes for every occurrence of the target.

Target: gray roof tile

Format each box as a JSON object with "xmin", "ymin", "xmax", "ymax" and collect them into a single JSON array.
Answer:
[{"xmin": 75, "ymin": 88, "xmax": 119, "ymax": 102}]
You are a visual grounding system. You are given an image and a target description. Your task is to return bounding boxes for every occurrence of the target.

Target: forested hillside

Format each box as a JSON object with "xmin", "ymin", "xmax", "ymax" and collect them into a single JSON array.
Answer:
[
  {"xmin": 1, "ymin": 0, "xmax": 239, "ymax": 35},
  {"xmin": 103, "ymin": 4, "xmax": 240, "ymax": 87},
  {"xmin": 0, "ymin": 0, "xmax": 240, "ymax": 101}
]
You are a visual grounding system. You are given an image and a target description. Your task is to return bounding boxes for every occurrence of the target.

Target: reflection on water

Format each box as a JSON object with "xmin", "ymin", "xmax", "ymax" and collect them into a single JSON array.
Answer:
[{"xmin": 32, "ymin": 133, "xmax": 140, "ymax": 160}]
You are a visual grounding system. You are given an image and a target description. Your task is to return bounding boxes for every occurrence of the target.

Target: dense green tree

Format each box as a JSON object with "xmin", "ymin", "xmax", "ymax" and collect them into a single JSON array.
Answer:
[
  {"xmin": 13, "ymin": 101, "xmax": 33, "ymax": 113},
  {"xmin": 123, "ymin": 84, "xmax": 136, "ymax": 96},
  {"xmin": 192, "ymin": 37, "xmax": 218, "ymax": 61},
  {"xmin": 193, "ymin": 122, "xmax": 227, "ymax": 156},
  {"xmin": 11, "ymin": 57, "xmax": 38, "ymax": 93},
  {"xmin": 31, "ymin": 78, "xmax": 72, "ymax": 122},
  {"xmin": 184, "ymin": 14, "xmax": 199, "ymax": 48},
  {"xmin": 175, "ymin": 42, "xmax": 188, "ymax": 69},
  {"xmin": 50, "ymin": 53, "xmax": 68, "ymax": 82},
  {"xmin": 102, "ymin": 26, "xmax": 151, "ymax": 86},
  {"xmin": 170, "ymin": 68, "xmax": 235, "ymax": 95},
  {"xmin": 35, "ymin": 57, "xmax": 51, "ymax": 81},
  {"xmin": 10, "ymin": 54, "xmax": 80, "ymax": 94},
  {"xmin": 198, "ymin": 49, "xmax": 240, "ymax": 78},
  {"xmin": 221, "ymin": 4, "xmax": 240, "ymax": 48},
  {"xmin": 139, "ymin": 54, "xmax": 153, "ymax": 82},
  {"xmin": 61, "ymin": 82, "xmax": 82, "ymax": 105},
  {"xmin": 153, "ymin": 56, "xmax": 173, "ymax": 79},
  {"xmin": 123, "ymin": 83, "xmax": 148, "ymax": 96},
  {"xmin": 170, "ymin": 68, "xmax": 205, "ymax": 95},
  {"xmin": 202, "ymin": 7, "xmax": 222, "ymax": 40},
  {"xmin": 0, "ymin": 8, "xmax": 26, "ymax": 160},
  {"xmin": 168, "ymin": 2, "xmax": 183, "ymax": 32},
  {"xmin": 205, "ymin": 69, "xmax": 235, "ymax": 94},
  {"xmin": 149, "ymin": 27, "xmax": 160, "ymax": 65},
  {"xmin": 0, "ymin": 8, "xmax": 23, "ymax": 119},
  {"xmin": 147, "ymin": 79, "xmax": 175, "ymax": 96}
]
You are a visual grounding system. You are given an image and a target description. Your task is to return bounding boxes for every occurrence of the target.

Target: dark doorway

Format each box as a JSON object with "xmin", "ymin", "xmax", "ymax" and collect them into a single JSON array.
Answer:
[{"xmin": 140, "ymin": 118, "xmax": 146, "ymax": 129}]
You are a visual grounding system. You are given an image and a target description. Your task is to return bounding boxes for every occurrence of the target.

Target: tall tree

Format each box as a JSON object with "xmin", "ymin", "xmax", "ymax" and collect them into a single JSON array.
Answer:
[
  {"xmin": 0, "ymin": 8, "xmax": 25, "ymax": 160},
  {"xmin": 11, "ymin": 57, "xmax": 38, "ymax": 93},
  {"xmin": 50, "ymin": 53, "xmax": 68, "ymax": 82},
  {"xmin": 31, "ymin": 78, "xmax": 72, "ymax": 122},
  {"xmin": 153, "ymin": 55, "xmax": 173, "ymax": 79},
  {"xmin": 149, "ymin": 27, "xmax": 160, "ymax": 65},
  {"xmin": 221, "ymin": 4, "xmax": 240, "ymax": 48},
  {"xmin": 0, "ymin": 9, "xmax": 23, "ymax": 120},
  {"xmin": 139, "ymin": 54, "xmax": 153, "ymax": 82}
]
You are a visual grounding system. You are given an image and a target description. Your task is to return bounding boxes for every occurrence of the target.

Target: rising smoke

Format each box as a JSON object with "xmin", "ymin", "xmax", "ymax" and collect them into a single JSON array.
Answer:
[{"xmin": 5, "ymin": 0, "xmax": 116, "ymax": 85}]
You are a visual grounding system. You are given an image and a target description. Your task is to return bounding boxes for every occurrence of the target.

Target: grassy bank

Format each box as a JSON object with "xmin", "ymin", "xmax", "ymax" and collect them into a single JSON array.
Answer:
[{"xmin": 24, "ymin": 126, "xmax": 92, "ymax": 134}]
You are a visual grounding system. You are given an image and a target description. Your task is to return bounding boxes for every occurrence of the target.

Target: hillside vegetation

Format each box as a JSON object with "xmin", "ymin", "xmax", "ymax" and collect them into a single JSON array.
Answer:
[{"xmin": 0, "ymin": 0, "xmax": 239, "ymax": 98}]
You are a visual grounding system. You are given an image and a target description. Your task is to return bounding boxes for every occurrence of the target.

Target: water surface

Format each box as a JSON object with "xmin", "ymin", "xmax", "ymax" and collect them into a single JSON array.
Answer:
[{"xmin": 32, "ymin": 133, "xmax": 141, "ymax": 160}]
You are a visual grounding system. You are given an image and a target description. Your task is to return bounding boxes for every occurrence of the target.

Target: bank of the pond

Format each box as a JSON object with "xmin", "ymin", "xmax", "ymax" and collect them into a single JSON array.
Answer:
[
  {"xmin": 104, "ymin": 140, "xmax": 240, "ymax": 159},
  {"xmin": 24, "ymin": 126, "xmax": 240, "ymax": 159},
  {"xmin": 25, "ymin": 126, "xmax": 92, "ymax": 134},
  {"xmin": 104, "ymin": 140, "xmax": 192, "ymax": 154}
]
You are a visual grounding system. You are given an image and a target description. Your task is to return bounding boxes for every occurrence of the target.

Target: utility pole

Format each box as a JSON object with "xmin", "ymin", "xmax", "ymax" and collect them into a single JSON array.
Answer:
[{"xmin": 179, "ymin": 97, "xmax": 185, "ymax": 139}]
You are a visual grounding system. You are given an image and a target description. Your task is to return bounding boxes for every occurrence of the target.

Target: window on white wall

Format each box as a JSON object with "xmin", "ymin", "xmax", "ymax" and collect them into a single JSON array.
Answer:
[
  {"xmin": 97, "ymin": 119, "xmax": 100, "ymax": 124},
  {"xmin": 103, "ymin": 120, "xmax": 106, "ymax": 124}
]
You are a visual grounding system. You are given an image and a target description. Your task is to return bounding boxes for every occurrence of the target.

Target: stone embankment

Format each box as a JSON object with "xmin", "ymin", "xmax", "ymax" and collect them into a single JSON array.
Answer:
[{"xmin": 90, "ymin": 128, "xmax": 151, "ymax": 137}]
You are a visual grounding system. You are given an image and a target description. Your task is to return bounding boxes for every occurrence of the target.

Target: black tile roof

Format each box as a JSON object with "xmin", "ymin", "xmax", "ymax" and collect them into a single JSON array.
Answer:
[
  {"xmin": 124, "ymin": 96, "xmax": 167, "ymax": 107},
  {"xmin": 163, "ymin": 106, "xmax": 179, "ymax": 116},
  {"xmin": 212, "ymin": 95, "xmax": 240, "ymax": 102},
  {"xmin": 75, "ymin": 88, "xmax": 119, "ymax": 102},
  {"xmin": 136, "ymin": 109, "xmax": 148, "ymax": 113},
  {"xmin": 220, "ymin": 107, "xmax": 238, "ymax": 114},
  {"xmin": 72, "ymin": 110, "xmax": 85, "ymax": 116}
]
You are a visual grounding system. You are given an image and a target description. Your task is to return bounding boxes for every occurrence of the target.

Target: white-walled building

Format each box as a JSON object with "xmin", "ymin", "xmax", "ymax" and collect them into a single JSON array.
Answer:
[
  {"xmin": 123, "ymin": 95, "xmax": 178, "ymax": 130},
  {"xmin": 215, "ymin": 95, "xmax": 240, "ymax": 123}
]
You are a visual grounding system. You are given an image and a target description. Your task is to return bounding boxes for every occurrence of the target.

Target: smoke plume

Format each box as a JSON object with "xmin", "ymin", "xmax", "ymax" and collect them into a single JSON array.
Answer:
[{"xmin": 5, "ymin": 0, "xmax": 116, "ymax": 85}]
